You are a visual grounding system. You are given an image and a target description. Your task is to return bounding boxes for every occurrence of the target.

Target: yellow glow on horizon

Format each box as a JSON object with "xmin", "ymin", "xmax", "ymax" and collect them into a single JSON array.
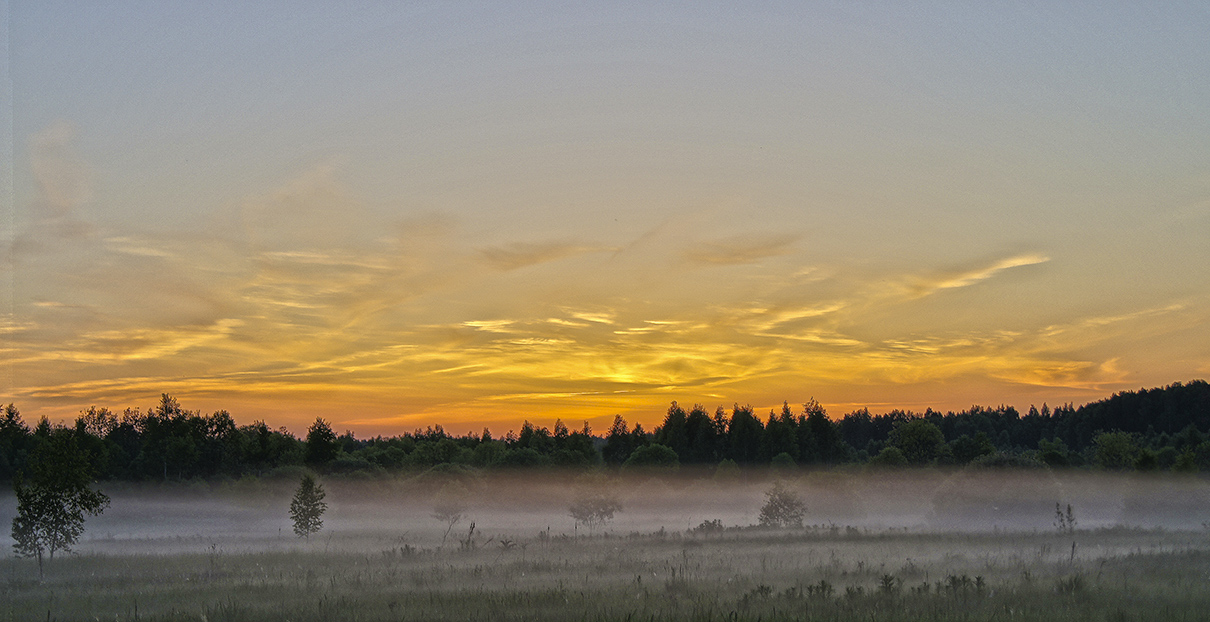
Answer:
[{"xmin": 8, "ymin": 3, "xmax": 1210, "ymax": 436}]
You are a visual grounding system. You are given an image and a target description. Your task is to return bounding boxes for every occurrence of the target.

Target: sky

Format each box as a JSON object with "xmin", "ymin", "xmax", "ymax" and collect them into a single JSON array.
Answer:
[{"xmin": 3, "ymin": 2, "xmax": 1209, "ymax": 437}]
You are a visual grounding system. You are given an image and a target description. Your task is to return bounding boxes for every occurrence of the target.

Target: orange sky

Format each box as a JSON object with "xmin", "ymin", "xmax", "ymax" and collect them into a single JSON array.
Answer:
[{"xmin": 4, "ymin": 3, "xmax": 1208, "ymax": 437}]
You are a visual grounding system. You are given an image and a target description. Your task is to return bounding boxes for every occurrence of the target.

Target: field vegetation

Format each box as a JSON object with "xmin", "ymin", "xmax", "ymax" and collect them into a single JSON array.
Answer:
[{"xmin": 2, "ymin": 468, "xmax": 1210, "ymax": 620}]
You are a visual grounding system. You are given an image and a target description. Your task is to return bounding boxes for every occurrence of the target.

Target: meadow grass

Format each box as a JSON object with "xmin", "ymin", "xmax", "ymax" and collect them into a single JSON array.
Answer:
[{"xmin": 4, "ymin": 526, "xmax": 1210, "ymax": 621}]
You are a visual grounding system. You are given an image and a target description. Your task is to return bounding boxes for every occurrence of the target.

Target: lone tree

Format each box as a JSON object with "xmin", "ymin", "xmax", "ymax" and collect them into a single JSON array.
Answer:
[
  {"xmin": 568, "ymin": 492, "xmax": 622, "ymax": 535},
  {"xmin": 11, "ymin": 431, "xmax": 110, "ymax": 578},
  {"xmin": 568, "ymin": 474, "xmax": 622, "ymax": 535},
  {"xmin": 289, "ymin": 474, "xmax": 327, "ymax": 539},
  {"xmin": 758, "ymin": 480, "xmax": 805, "ymax": 528}
]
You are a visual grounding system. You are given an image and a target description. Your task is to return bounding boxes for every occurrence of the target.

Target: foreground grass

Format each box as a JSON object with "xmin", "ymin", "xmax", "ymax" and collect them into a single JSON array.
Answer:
[{"xmin": 4, "ymin": 527, "xmax": 1210, "ymax": 621}]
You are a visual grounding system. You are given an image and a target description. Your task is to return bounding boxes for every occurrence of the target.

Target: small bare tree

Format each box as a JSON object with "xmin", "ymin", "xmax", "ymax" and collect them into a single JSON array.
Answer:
[{"xmin": 432, "ymin": 482, "xmax": 469, "ymax": 547}]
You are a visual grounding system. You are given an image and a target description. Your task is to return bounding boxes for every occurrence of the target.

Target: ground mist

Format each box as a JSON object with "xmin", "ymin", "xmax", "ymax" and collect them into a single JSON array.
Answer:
[{"xmin": 3, "ymin": 468, "xmax": 1209, "ymax": 620}]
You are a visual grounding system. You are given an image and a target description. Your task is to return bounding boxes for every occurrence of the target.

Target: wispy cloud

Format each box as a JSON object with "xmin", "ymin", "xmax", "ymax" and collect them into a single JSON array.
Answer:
[
  {"xmin": 683, "ymin": 233, "xmax": 801, "ymax": 266},
  {"xmin": 30, "ymin": 121, "xmax": 93, "ymax": 217},
  {"xmin": 463, "ymin": 319, "xmax": 516, "ymax": 332},
  {"xmin": 0, "ymin": 316, "xmax": 36, "ymax": 335},
  {"xmin": 15, "ymin": 318, "xmax": 245, "ymax": 364},
  {"xmin": 566, "ymin": 309, "xmax": 616, "ymax": 324},
  {"xmin": 742, "ymin": 301, "xmax": 849, "ymax": 332},
  {"xmin": 908, "ymin": 253, "xmax": 1050, "ymax": 298},
  {"xmin": 9, "ymin": 128, "xmax": 1202, "ymax": 431},
  {"xmin": 104, "ymin": 237, "xmax": 177, "ymax": 258},
  {"xmin": 1041, "ymin": 304, "xmax": 1186, "ymax": 338},
  {"xmin": 7, "ymin": 122, "xmax": 97, "ymax": 267},
  {"xmin": 478, "ymin": 241, "xmax": 602, "ymax": 270}
]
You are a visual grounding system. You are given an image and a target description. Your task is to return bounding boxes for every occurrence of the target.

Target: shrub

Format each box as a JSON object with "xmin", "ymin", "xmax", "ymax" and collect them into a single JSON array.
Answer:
[
  {"xmin": 869, "ymin": 446, "xmax": 907, "ymax": 467},
  {"xmin": 713, "ymin": 459, "xmax": 740, "ymax": 481},
  {"xmin": 499, "ymin": 448, "xmax": 546, "ymax": 468},
  {"xmin": 622, "ymin": 444, "xmax": 679, "ymax": 469},
  {"xmin": 969, "ymin": 452, "xmax": 1046, "ymax": 469},
  {"xmin": 770, "ymin": 452, "xmax": 796, "ymax": 471}
]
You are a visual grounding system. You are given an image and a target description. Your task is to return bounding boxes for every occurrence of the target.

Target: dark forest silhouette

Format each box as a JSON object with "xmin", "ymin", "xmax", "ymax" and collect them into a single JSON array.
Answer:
[{"xmin": 2, "ymin": 380, "xmax": 1208, "ymax": 482}]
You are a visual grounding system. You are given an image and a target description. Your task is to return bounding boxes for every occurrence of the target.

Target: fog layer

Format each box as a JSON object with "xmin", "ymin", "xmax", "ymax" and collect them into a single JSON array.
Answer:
[{"xmin": 2, "ymin": 470, "xmax": 1207, "ymax": 555}]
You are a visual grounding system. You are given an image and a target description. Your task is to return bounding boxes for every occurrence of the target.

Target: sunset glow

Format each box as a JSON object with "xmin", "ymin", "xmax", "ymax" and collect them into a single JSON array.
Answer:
[{"xmin": 4, "ymin": 3, "xmax": 1208, "ymax": 435}]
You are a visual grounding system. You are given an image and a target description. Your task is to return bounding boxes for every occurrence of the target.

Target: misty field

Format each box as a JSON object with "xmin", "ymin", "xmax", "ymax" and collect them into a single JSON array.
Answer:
[{"xmin": 4, "ymin": 469, "xmax": 1210, "ymax": 621}]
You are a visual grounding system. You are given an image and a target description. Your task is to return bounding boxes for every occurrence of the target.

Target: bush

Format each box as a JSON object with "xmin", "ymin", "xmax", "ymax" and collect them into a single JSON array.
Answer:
[
  {"xmin": 1134, "ymin": 448, "xmax": 1159, "ymax": 471},
  {"xmin": 713, "ymin": 459, "xmax": 740, "ymax": 480},
  {"xmin": 770, "ymin": 452, "xmax": 796, "ymax": 471},
  {"xmin": 266, "ymin": 464, "xmax": 311, "ymax": 481},
  {"xmin": 328, "ymin": 454, "xmax": 381, "ymax": 474},
  {"xmin": 869, "ymin": 447, "xmax": 907, "ymax": 467},
  {"xmin": 968, "ymin": 452, "xmax": 1046, "ymax": 469},
  {"xmin": 409, "ymin": 463, "xmax": 479, "ymax": 492},
  {"xmin": 499, "ymin": 448, "xmax": 546, "ymax": 468},
  {"xmin": 622, "ymin": 444, "xmax": 679, "ymax": 469}
]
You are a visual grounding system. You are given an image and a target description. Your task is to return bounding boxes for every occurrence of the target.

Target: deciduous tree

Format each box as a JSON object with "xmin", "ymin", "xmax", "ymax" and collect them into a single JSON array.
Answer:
[
  {"xmin": 305, "ymin": 417, "xmax": 339, "ymax": 466},
  {"xmin": 889, "ymin": 420, "xmax": 946, "ymax": 465},
  {"xmin": 11, "ymin": 432, "xmax": 110, "ymax": 578},
  {"xmin": 568, "ymin": 475, "xmax": 622, "ymax": 535},
  {"xmin": 289, "ymin": 474, "xmax": 326, "ymax": 539}
]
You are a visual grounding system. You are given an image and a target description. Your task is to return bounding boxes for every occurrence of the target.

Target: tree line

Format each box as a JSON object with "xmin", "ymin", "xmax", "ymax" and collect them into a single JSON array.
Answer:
[{"xmin": 2, "ymin": 380, "xmax": 1209, "ymax": 482}]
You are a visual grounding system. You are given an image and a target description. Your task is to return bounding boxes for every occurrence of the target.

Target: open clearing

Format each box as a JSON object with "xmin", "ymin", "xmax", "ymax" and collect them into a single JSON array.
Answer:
[{"xmin": 3, "ymin": 470, "xmax": 1210, "ymax": 620}]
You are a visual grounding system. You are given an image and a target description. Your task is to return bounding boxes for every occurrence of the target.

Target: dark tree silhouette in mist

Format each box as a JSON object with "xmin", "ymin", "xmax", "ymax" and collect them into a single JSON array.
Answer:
[
  {"xmin": 758, "ymin": 480, "xmax": 805, "ymax": 528},
  {"xmin": 11, "ymin": 431, "xmax": 109, "ymax": 578},
  {"xmin": 568, "ymin": 474, "xmax": 622, "ymax": 535}
]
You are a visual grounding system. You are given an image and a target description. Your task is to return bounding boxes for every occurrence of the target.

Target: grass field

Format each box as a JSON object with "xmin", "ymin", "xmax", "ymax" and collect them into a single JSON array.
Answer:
[
  {"xmin": 5, "ymin": 526, "xmax": 1210, "ymax": 621},
  {"xmin": 3, "ymin": 470, "xmax": 1210, "ymax": 620}
]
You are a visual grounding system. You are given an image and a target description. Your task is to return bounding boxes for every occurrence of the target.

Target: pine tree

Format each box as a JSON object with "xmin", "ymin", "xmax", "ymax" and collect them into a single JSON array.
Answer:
[{"xmin": 289, "ymin": 474, "xmax": 326, "ymax": 539}]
